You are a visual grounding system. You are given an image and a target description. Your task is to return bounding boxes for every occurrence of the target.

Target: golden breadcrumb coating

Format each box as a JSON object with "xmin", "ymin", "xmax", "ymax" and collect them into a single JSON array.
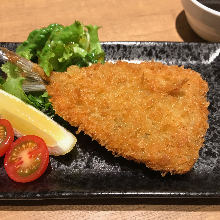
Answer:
[{"xmin": 47, "ymin": 61, "xmax": 209, "ymax": 175}]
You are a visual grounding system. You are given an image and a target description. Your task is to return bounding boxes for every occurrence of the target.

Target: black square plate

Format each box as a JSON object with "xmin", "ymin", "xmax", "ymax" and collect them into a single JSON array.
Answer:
[{"xmin": 0, "ymin": 42, "xmax": 220, "ymax": 200}]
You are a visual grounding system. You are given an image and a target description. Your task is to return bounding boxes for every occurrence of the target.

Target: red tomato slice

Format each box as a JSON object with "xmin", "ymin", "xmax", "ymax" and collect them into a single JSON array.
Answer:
[
  {"xmin": 0, "ymin": 119, "xmax": 14, "ymax": 157},
  {"xmin": 4, "ymin": 135, "xmax": 49, "ymax": 183}
]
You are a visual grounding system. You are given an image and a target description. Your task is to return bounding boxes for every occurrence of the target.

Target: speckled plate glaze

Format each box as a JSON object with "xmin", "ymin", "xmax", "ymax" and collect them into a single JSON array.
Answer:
[{"xmin": 0, "ymin": 42, "xmax": 220, "ymax": 200}]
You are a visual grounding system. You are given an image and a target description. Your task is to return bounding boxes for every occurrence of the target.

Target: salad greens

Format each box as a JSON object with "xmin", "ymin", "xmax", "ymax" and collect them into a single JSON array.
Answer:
[
  {"xmin": 16, "ymin": 21, "xmax": 104, "ymax": 76},
  {"xmin": 0, "ymin": 21, "xmax": 105, "ymax": 117},
  {"xmin": 27, "ymin": 92, "xmax": 55, "ymax": 117},
  {"xmin": 1, "ymin": 62, "xmax": 30, "ymax": 103}
]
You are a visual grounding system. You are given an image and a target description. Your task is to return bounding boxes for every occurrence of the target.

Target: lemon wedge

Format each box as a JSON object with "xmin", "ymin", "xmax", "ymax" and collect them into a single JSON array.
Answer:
[{"xmin": 0, "ymin": 89, "xmax": 77, "ymax": 155}]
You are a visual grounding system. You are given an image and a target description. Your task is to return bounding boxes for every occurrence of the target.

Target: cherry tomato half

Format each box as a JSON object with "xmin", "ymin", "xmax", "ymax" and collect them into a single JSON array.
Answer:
[
  {"xmin": 0, "ymin": 119, "xmax": 14, "ymax": 157},
  {"xmin": 4, "ymin": 135, "xmax": 49, "ymax": 183}
]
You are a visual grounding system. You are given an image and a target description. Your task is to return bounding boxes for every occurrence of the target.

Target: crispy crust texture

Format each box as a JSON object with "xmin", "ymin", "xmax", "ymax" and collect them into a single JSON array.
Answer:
[{"xmin": 47, "ymin": 61, "xmax": 209, "ymax": 175}]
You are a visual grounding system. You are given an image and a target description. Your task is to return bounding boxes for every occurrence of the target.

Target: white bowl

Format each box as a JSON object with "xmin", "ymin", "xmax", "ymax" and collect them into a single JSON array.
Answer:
[{"xmin": 181, "ymin": 0, "xmax": 220, "ymax": 42}]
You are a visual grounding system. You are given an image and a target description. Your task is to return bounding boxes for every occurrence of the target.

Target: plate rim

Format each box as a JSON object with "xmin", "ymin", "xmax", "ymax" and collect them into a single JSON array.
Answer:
[{"xmin": 0, "ymin": 41, "xmax": 219, "ymax": 201}]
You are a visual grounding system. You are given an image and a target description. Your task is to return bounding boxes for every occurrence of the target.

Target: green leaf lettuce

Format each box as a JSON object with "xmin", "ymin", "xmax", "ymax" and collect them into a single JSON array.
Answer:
[{"xmin": 16, "ymin": 21, "xmax": 105, "ymax": 76}]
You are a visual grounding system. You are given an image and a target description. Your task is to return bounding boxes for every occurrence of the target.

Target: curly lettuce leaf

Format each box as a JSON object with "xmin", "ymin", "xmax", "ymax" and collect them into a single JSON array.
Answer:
[
  {"xmin": 2, "ymin": 77, "xmax": 30, "ymax": 103},
  {"xmin": 27, "ymin": 92, "xmax": 55, "ymax": 117},
  {"xmin": 0, "ymin": 62, "xmax": 29, "ymax": 102},
  {"xmin": 1, "ymin": 62, "xmax": 20, "ymax": 78},
  {"xmin": 0, "ymin": 76, "xmax": 5, "ymax": 85},
  {"xmin": 86, "ymin": 25, "xmax": 103, "ymax": 53},
  {"xmin": 16, "ymin": 24, "xmax": 63, "ymax": 61},
  {"xmin": 16, "ymin": 21, "xmax": 105, "ymax": 76}
]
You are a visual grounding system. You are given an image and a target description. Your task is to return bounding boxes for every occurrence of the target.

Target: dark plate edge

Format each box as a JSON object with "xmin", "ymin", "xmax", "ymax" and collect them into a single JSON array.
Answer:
[{"xmin": 0, "ymin": 191, "xmax": 220, "ymax": 201}]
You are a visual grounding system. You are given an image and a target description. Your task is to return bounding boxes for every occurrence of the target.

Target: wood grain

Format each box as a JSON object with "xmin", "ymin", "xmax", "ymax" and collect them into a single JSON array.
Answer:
[
  {"xmin": 0, "ymin": 0, "xmax": 203, "ymax": 42},
  {"xmin": 0, "ymin": 204, "xmax": 220, "ymax": 220},
  {"xmin": 0, "ymin": 0, "xmax": 219, "ymax": 219}
]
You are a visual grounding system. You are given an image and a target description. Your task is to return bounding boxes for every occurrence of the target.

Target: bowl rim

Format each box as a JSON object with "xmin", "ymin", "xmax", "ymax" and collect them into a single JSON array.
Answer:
[{"xmin": 192, "ymin": 0, "xmax": 220, "ymax": 16}]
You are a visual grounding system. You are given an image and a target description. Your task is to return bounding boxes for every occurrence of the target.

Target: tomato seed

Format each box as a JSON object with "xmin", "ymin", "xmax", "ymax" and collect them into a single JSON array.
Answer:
[
  {"xmin": 0, "ymin": 125, "xmax": 6, "ymax": 144},
  {"xmin": 17, "ymin": 155, "xmax": 41, "ymax": 177},
  {"xmin": 9, "ymin": 141, "xmax": 37, "ymax": 162},
  {"xmin": 8, "ymin": 140, "xmax": 43, "ymax": 177}
]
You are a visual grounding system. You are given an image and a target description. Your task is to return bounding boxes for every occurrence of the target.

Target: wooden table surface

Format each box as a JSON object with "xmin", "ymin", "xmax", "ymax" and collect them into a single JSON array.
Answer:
[{"xmin": 0, "ymin": 0, "xmax": 219, "ymax": 219}]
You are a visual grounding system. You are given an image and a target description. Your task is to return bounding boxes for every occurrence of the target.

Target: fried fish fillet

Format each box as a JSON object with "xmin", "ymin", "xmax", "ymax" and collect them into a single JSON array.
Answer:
[{"xmin": 47, "ymin": 61, "xmax": 209, "ymax": 175}]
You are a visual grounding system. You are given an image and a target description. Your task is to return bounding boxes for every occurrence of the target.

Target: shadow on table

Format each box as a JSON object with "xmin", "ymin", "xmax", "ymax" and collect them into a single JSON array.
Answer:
[{"xmin": 175, "ymin": 10, "xmax": 207, "ymax": 42}]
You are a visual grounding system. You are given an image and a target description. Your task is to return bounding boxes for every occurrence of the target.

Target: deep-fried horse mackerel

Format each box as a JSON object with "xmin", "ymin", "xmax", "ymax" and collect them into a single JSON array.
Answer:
[
  {"xmin": 47, "ymin": 61, "xmax": 209, "ymax": 175},
  {"xmin": 0, "ymin": 47, "xmax": 209, "ymax": 175}
]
